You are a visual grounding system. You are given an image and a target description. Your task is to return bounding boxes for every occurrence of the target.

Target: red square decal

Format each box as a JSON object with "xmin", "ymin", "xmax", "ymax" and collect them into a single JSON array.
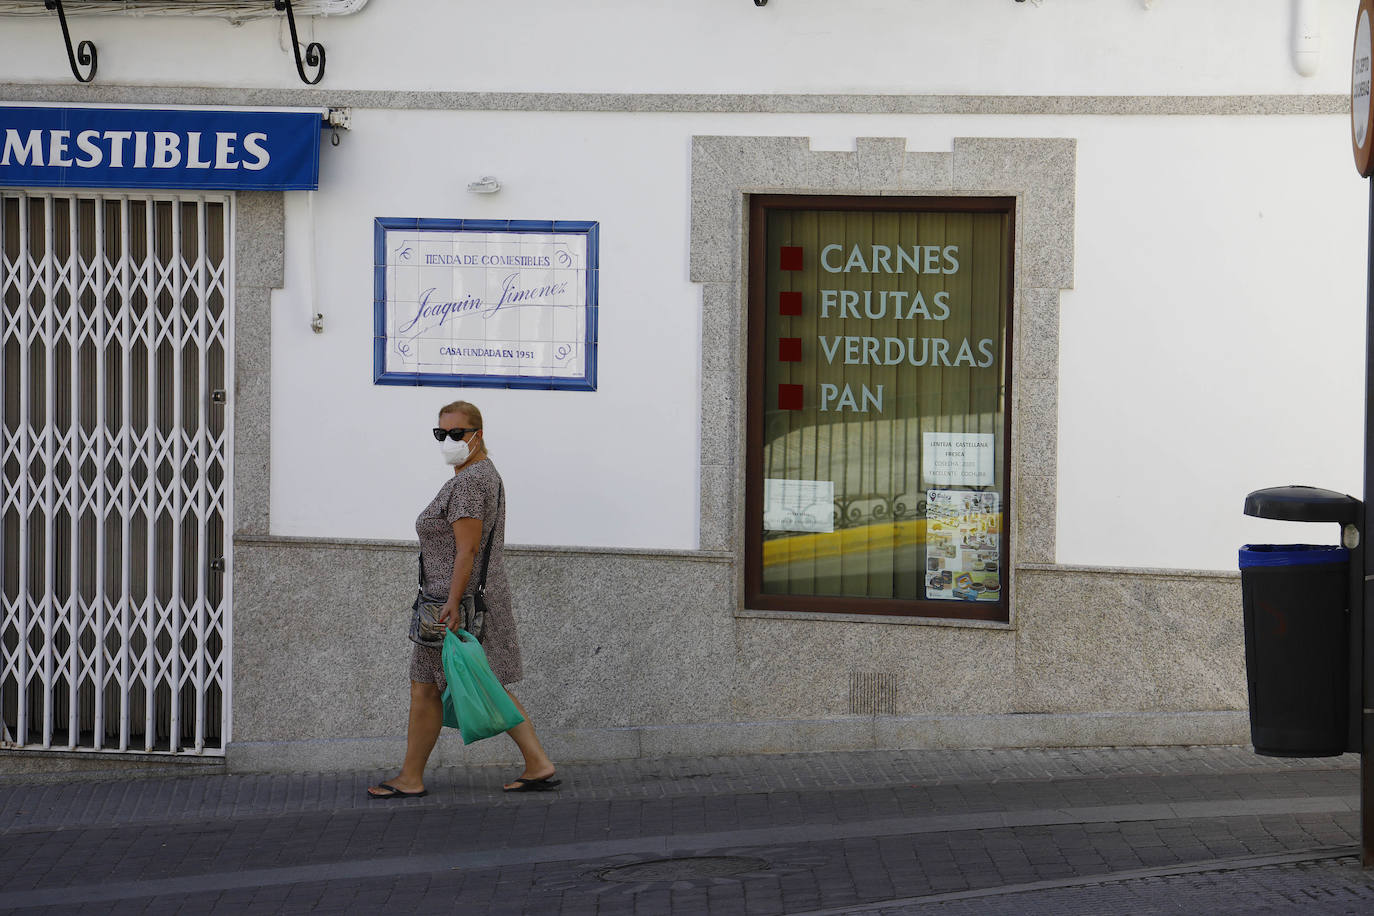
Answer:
[
  {"xmin": 779, "ymin": 246, "xmax": 804, "ymax": 271},
  {"xmin": 778, "ymin": 338, "xmax": 802, "ymax": 362},
  {"xmin": 777, "ymin": 384, "xmax": 804, "ymax": 411},
  {"xmin": 778, "ymin": 291, "xmax": 802, "ymax": 316}
]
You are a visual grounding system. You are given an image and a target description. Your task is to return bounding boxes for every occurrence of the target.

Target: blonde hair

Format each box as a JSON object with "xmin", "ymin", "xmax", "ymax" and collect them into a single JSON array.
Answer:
[
  {"xmin": 437, "ymin": 400, "xmax": 482, "ymax": 427},
  {"xmin": 437, "ymin": 400, "xmax": 488, "ymax": 454}
]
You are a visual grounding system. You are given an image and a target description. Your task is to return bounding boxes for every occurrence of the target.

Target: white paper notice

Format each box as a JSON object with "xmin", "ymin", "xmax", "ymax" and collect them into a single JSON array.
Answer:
[
  {"xmin": 922, "ymin": 433, "xmax": 995, "ymax": 487},
  {"xmin": 763, "ymin": 479, "xmax": 835, "ymax": 533}
]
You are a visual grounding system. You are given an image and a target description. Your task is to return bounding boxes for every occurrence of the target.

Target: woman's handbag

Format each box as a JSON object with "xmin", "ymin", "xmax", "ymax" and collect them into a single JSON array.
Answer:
[
  {"xmin": 408, "ymin": 590, "xmax": 449, "ymax": 648},
  {"xmin": 440, "ymin": 629, "xmax": 525, "ymax": 743},
  {"xmin": 408, "ymin": 484, "xmax": 502, "ymax": 647}
]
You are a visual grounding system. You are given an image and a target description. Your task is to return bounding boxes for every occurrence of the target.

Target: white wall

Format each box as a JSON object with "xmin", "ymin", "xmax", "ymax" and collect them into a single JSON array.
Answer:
[
  {"xmin": 265, "ymin": 107, "xmax": 1370, "ymax": 567},
  {"xmin": 6, "ymin": 0, "xmax": 1367, "ymax": 567},
  {"xmin": 1056, "ymin": 114, "xmax": 1369, "ymax": 570},
  {"xmin": 0, "ymin": 0, "xmax": 1354, "ymax": 96},
  {"xmin": 269, "ymin": 110, "xmax": 706, "ymax": 549}
]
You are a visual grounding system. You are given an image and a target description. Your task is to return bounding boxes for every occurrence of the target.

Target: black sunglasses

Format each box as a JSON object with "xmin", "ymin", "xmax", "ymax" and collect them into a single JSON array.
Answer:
[{"xmin": 432, "ymin": 427, "xmax": 480, "ymax": 442}]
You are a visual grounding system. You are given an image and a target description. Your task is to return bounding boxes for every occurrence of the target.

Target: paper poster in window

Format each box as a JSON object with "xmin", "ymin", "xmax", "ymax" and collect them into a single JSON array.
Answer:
[{"xmin": 924, "ymin": 489, "xmax": 1001, "ymax": 601}]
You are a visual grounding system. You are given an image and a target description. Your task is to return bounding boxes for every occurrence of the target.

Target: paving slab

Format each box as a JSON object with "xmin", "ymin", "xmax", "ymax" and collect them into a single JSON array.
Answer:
[{"xmin": 0, "ymin": 746, "xmax": 1367, "ymax": 914}]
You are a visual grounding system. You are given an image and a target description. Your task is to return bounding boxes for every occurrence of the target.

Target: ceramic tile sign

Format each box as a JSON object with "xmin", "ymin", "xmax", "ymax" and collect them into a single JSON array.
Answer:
[
  {"xmin": 922, "ymin": 432, "xmax": 995, "ymax": 487},
  {"xmin": 373, "ymin": 219, "xmax": 599, "ymax": 390},
  {"xmin": 764, "ymin": 478, "xmax": 835, "ymax": 533},
  {"xmin": 924, "ymin": 489, "xmax": 1001, "ymax": 602}
]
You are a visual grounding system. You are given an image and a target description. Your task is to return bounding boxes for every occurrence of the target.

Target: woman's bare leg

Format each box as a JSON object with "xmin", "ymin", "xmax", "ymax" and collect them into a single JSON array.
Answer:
[
  {"xmin": 368, "ymin": 680, "xmax": 443, "ymax": 796},
  {"xmin": 503, "ymin": 689, "xmax": 556, "ymax": 788}
]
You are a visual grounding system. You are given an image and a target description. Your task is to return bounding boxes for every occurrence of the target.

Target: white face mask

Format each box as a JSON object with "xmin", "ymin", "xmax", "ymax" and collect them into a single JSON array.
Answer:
[{"xmin": 439, "ymin": 437, "xmax": 470, "ymax": 466}]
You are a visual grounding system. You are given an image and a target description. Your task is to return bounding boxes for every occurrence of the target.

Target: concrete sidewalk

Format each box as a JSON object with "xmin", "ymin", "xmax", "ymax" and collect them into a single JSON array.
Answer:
[{"xmin": 0, "ymin": 746, "xmax": 1369, "ymax": 914}]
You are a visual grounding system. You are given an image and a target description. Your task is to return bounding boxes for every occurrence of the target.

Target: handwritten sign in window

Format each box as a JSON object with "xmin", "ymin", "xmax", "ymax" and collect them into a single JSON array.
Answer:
[{"xmin": 373, "ymin": 219, "xmax": 599, "ymax": 391}]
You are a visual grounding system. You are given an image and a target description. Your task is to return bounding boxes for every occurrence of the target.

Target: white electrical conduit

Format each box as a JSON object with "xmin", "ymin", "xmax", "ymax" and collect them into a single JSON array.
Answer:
[
  {"xmin": 1141, "ymin": 1, "xmax": 1320, "ymax": 79},
  {"xmin": 306, "ymin": 189, "xmax": 323, "ymax": 332}
]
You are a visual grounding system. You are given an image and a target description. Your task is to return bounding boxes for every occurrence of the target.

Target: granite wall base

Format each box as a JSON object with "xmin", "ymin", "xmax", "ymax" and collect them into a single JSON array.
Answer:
[{"xmin": 228, "ymin": 539, "xmax": 1248, "ymax": 772}]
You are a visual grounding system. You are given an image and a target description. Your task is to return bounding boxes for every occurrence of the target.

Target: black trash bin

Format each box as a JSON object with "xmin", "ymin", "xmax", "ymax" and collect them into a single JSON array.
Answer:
[{"xmin": 1239, "ymin": 544, "xmax": 1349, "ymax": 757}]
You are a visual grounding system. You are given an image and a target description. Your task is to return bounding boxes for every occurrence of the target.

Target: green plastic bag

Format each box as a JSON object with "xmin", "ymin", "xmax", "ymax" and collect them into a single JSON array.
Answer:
[{"xmin": 440, "ymin": 629, "xmax": 525, "ymax": 744}]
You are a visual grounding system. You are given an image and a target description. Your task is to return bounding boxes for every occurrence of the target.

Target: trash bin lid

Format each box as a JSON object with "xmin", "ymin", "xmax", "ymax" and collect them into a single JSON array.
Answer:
[{"xmin": 1243, "ymin": 486, "xmax": 1360, "ymax": 523}]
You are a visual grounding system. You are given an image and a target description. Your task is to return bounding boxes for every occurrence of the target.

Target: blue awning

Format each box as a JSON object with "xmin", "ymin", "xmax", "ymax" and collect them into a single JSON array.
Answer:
[{"xmin": 0, "ymin": 106, "xmax": 322, "ymax": 191}]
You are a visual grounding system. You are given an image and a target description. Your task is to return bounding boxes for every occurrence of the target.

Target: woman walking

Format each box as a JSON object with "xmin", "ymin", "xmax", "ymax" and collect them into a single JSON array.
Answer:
[{"xmin": 368, "ymin": 400, "xmax": 559, "ymax": 798}]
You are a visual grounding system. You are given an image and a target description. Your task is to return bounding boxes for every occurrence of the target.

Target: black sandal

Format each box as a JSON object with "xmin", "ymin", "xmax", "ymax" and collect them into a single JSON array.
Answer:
[
  {"xmin": 367, "ymin": 782, "xmax": 428, "ymax": 800},
  {"xmin": 503, "ymin": 775, "xmax": 561, "ymax": 792}
]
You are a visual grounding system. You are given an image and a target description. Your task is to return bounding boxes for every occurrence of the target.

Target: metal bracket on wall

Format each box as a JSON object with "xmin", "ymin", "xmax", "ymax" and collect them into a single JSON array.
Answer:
[
  {"xmin": 322, "ymin": 107, "xmax": 350, "ymax": 145},
  {"xmin": 44, "ymin": 0, "xmax": 97, "ymax": 83},
  {"xmin": 275, "ymin": 0, "xmax": 325, "ymax": 85}
]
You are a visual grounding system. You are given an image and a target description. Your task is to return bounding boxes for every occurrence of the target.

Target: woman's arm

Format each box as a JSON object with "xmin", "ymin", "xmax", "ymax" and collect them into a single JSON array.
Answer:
[{"xmin": 440, "ymin": 516, "xmax": 483, "ymax": 633}]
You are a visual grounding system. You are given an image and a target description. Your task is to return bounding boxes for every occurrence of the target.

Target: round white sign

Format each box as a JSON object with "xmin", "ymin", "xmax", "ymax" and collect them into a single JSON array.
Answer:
[{"xmin": 1356, "ymin": 10, "xmax": 1372, "ymax": 150}]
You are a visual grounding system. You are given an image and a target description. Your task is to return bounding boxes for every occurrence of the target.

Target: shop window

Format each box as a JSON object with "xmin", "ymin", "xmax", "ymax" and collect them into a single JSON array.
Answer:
[{"xmin": 745, "ymin": 195, "xmax": 1014, "ymax": 622}]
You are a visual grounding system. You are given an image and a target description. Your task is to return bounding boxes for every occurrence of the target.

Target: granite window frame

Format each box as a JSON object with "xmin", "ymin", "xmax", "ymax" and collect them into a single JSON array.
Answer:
[{"xmin": 689, "ymin": 135, "xmax": 1075, "ymax": 628}]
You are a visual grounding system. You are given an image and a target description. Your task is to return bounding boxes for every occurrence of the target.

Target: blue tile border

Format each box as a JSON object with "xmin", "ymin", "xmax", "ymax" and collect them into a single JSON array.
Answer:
[{"xmin": 372, "ymin": 218, "xmax": 600, "ymax": 392}]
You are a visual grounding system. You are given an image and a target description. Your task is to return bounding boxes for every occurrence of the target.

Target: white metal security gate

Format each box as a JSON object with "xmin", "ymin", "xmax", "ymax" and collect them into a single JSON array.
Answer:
[{"xmin": 0, "ymin": 190, "xmax": 232, "ymax": 755}]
